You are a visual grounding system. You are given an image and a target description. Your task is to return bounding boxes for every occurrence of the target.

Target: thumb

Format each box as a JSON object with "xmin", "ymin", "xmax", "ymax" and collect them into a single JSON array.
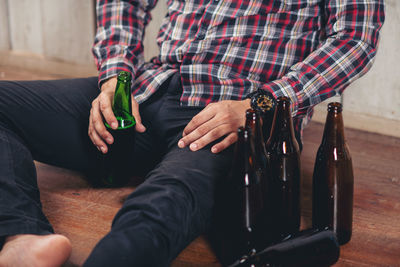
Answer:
[{"xmin": 132, "ymin": 98, "xmax": 146, "ymax": 133}]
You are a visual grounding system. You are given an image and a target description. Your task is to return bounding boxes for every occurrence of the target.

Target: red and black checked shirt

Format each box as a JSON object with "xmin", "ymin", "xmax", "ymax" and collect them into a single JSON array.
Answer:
[{"xmin": 92, "ymin": 0, "xmax": 384, "ymax": 127}]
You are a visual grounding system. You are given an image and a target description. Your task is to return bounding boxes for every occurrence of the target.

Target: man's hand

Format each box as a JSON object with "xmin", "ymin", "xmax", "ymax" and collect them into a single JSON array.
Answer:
[
  {"xmin": 88, "ymin": 77, "xmax": 146, "ymax": 154},
  {"xmin": 178, "ymin": 99, "xmax": 251, "ymax": 153}
]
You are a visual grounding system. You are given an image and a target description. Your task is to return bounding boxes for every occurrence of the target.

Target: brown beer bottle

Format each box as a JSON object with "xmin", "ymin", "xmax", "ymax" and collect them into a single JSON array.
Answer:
[
  {"xmin": 265, "ymin": 96, "xmax": 301, "ymax": 241},
  {"xmin": 227, "ymin": 127, "xmax": 265, "ymax": 257},
  {"xmin": 245, "ymin": 109, "xmax": 268, "ymax": 182},
  {"xmin": 261, "ymin": 106, "xmax": 275, "ymax": 143},
  {"xmin": 228, "ymin": 229, "xmax": 340, "ymax": 267},
  {"xmin": 245, "ymin": 109, "xmax": 273, "ymax": 245},
  {"xmin": 312, "ymin": 102, "xmax": 354, "ymax": 245}
]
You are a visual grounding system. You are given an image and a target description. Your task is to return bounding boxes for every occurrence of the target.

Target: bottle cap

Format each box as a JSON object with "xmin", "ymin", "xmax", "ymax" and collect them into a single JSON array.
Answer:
[
  {"xmin": 117, "ymin": 71, "xmax": 131, "ymax": 82},
  {"xmin": 327, "ymin": 102, "xmax": 343, "ymax": 113},
  {"xmin": 276, "ymin": 96, "xmax": 291, "ymax": 109}
]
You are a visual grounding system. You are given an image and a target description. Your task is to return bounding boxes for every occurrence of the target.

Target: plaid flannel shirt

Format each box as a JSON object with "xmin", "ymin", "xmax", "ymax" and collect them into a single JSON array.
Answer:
[{"xmin": 92, "ymin": 0, "xmax": 384, "ymax": 132}]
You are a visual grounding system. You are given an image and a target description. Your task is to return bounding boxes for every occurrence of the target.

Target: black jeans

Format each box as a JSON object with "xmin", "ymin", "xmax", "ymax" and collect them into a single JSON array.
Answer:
[{"xmin": 0, "ymin": 73, "xmax": 234, "ymax": 266}]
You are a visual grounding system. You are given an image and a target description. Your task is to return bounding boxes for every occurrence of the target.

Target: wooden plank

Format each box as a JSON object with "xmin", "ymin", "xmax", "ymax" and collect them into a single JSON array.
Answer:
[
  {"xmin": 0, "ymin": 51, "xmax": 97, "ymax": 78},
  {"xmin": 35, "ymin": 122, "xmax": 400, "ymax": 267},
  {"xmin": 0, "ymin": 65, "xmax": 66, "ymax": 80},
  {"xmin": 1, "ymin": 68, "xmax": 400, "ymax": 266},
  {"xmin": 7, "ymin": 0, "xmax": 43, "ymax": 54},
  {"xmin": 302, "ymin": 122, "xmax": 400, "ymax": 267}
]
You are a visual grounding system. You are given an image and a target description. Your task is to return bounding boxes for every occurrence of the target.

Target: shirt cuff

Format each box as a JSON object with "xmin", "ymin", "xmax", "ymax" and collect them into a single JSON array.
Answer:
[
  {"xmin": 258, "ymin": 77, "xmax": 302, "ymax": 117},
  {"xmin": 97, "ymin": 57, "xmax": 136, "ymax": 87}
]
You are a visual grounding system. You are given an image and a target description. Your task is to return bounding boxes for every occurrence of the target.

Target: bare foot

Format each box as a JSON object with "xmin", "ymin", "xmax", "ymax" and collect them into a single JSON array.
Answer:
[{"xmin": 0, "ymin": 234, "xmax": 72, "ymax": 267}]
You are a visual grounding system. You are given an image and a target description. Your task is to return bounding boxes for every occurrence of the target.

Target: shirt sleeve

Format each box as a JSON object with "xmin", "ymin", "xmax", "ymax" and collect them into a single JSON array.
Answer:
[
  {"xmin": 92, "ymin": 0, "xmax": 158, "ymax": 85},
  {"xmin": 258, "ymin": 0, "xmax": 385, "ymax": 118}
]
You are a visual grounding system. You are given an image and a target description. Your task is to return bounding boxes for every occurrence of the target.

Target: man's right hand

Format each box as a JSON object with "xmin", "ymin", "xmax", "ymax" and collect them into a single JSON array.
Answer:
[{"xmin": 88, "ymin": 77, "xmax": 146, "ymax": 154}]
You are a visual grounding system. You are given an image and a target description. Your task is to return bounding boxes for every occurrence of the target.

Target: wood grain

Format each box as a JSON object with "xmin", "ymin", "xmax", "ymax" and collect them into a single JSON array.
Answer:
[
  {"xmin": 1, "ymin": 68, "xmax": 399, "ymax": 266},
  {"xmin": 34, "ymin": 122, "xmax": 400, "ymax": 267}
]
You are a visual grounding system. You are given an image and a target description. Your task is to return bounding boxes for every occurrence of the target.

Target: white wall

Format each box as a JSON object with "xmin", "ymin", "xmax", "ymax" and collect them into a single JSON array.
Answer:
[
  {"xmin": 343, "ymin": 0, "xmax": 400, "ymax": 121},
  {"xmin": 144, "ymin": 0, "xmax": 167, "ymax": 61},
  {"xmin": 313, "ymin": 0, "xmax": 400, "ymax": 137},
  {"xmin": 1, "ymin": 0, "xmax": 95, "ymax": 65},
  {"xmin": 0, "ymin": 0, "xmax": 10, "ymax": 50}
]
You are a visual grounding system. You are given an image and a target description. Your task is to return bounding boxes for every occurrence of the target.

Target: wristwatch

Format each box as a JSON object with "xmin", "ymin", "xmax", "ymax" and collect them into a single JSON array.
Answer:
[{"xmin": 246, "ymin": 89, "xmax": 276, "ymax": 115}]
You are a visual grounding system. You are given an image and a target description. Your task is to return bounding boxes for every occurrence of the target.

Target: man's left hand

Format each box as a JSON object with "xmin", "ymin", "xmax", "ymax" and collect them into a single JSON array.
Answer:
[{"xmin": 178, "ymin": 99, "xmax": 251, "ymax": 153}]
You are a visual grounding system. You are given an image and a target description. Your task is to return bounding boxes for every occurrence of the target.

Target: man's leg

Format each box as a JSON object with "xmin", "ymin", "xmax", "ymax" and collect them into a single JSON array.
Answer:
[
  {"xmin": 0, "ymin": 78, "xmax": 161, "ymax": 266},
  {"xmin": 84, "ymin": 139, "xmax": 234, "ymax": 267},
  {"xmin": 0, "ymin": 78, "xmax": 102, "ymax": 266},
  {"xmin": 84, "ymin": 73, "xmax": 235, "ymax": 266}
]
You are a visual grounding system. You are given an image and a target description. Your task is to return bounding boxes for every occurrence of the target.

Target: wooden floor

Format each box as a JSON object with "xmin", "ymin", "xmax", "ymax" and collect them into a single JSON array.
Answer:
[{"xmin": 1, "ymin": 67, "xmax": 400, "ymax": 266}]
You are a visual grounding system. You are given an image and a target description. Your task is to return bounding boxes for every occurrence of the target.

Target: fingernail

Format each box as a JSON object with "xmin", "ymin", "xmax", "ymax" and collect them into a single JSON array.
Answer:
[
  {"xmin": 190, "ymin": 143, "xmax": 198, "ymax": 151},
  {"xmin": 106, "ymin": 137, "xmax": 113, "ymax": 144},
  {"xmin": 111, "ymin": 122, "xmax": 118, "ymax": 129},
  {"xmin": 100, "ymin": 147, "xmax": 106, "ymax": 153},
  {"xmin": 178, "ymin": 140, "xmax": 185, "ymax": 148},
  {"xmin": 211, "ymin": 147, "xmax": 218, "ymax": 153}
]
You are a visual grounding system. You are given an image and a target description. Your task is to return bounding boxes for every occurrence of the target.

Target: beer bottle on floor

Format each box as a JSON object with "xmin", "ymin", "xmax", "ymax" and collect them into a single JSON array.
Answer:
[
  {"xmin": 103, "ymin": 71, "xmax": 136, "ymax": 187},
  {"xmin": 226, "ymin": 127, "xmax": 265, "ymax": 257},
  {"xmin": 261, "ymin": 105, "xmax": 275, "ymax": 143},
  {"xmin": 265, "ymin": 96, "xmax": 301, "ymax": 241},
  {"xmin": 228, "ymin": 229, "xmax": 340, "ymax": 267},
  {"xmin": 312, "ymin": 102, "xmax": 354, "ymax": 245},
  {"xmin": 245, "ymin": 109, "xmax": 268, "ymax": 172},
  {"xmin": 245, "ymin": 109, "xmax": 273, "ymax": 246}
]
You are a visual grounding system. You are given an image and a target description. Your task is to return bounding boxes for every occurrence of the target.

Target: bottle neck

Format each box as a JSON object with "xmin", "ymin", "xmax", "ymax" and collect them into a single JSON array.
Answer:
[
  {"xmin": 321, "ymin": 110, "xmax": 346, "ymax": 147},
  {"xmin": 267, "ymin": 98, "xmax": 299, "ymax": 153},
  {"xmin": 112, "ymin": 76, "xmax": 135, "ymax": 129},
  {"xmin": 233, "ymin": 128, "xmax": 258, "ymax": 186},
  {"xmin": 245, "ymin": 110, "xmax": 266, "ymax": 151}
]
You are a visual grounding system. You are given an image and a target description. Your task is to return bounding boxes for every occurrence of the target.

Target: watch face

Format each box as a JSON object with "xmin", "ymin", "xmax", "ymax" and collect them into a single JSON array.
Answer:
[{"xmin": 255, "ymin": 94, "xmax": 275, "ymax": 112}]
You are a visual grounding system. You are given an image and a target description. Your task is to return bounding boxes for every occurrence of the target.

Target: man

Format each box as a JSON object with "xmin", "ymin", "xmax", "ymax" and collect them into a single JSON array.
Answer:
[{"xmin": 0, "ymin": 0, "xmax": 384, "ymax": 266}]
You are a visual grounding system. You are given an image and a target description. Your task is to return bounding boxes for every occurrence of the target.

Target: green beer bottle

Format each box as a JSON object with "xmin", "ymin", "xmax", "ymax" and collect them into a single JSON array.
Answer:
[{"xmin": 103, "ymin": 71, "xmax": 136, "ymax": 187}]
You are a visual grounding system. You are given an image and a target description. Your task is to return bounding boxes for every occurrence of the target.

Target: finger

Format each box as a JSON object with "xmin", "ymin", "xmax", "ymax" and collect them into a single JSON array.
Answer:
[
  {"xmin": 90, "ymin": 126, "xmax": 109, "ymax": 153},
  {"xmin": 91, "ymin": 100, "xmax": 114, "ymax": 145},
  {"xmin": 211, "ymin": 132, "xmax": 238, "ymax": 153},
  {"xmin": 99, "ymin": 93, "xmax": 118, "ymax": 129},
  {"xmin": 186, "ymin": 123, "xmax": 232, "ymax": 151},
  {"xmin": 88, "ymin": 113, "xmax": 108, "ymax": 153},
  {"xmin": 131, "ymin": 98, "xmax": 146, "ymax": 133},
  {"xmin": 182, "ymin": 105, "xmax": 216, "ymax": 137},
  {"xmin": 179, "ymin": 116, "xmax": 224, "ymax": 148}
]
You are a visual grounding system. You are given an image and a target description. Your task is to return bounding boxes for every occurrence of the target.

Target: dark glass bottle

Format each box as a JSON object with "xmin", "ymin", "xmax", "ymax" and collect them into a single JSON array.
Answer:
[
  {"xmin": 103, "ymin": 71, "xmax": 136, "ymax": 187},
  {"xmin": 245, "ymin": 109, "xmax": 268, "ymax": 173},
  {"xmin": 261, "ymin": 107, "xmax": 275, "ymax": 143},
  {"xmin": 228, "ymin": 229, "xmax": 340, "ymax": 267},
  {"xmin": 312, "ymin": 102, "xmax": 354, "ymax": 245},
  {"xmin": 245, "ymin": 109, "xmax": 273, "ymax": 246},
  {"xmin": 265, "ymin": 96, "xmax": 301, "ymax": 241},
  {"xmin": 225, "ymin": 127, "xmax": 265, "ymax": 258}
]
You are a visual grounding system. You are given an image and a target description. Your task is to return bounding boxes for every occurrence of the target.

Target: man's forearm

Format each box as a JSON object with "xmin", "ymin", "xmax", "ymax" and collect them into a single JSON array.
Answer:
[
  {"xmin": 92, "ymin": 0, "xmax": 158, "ymax": 85},
  {"xmin": 257, "ymin": 0, "xmax": 385, "ymax": 118}
]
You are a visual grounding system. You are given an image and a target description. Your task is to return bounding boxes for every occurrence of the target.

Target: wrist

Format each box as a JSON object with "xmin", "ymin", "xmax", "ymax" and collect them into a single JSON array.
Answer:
[
  {"xmin": 246, "ymin": 89, "xmax": 276, "ymax": 115},
  {"xmin": 100, "ymin": 77, "xmax": 118, "ymax": 93},
  {"xmin": 242, "ymin": 98, "xmax": 251, "ymax": 109}
]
